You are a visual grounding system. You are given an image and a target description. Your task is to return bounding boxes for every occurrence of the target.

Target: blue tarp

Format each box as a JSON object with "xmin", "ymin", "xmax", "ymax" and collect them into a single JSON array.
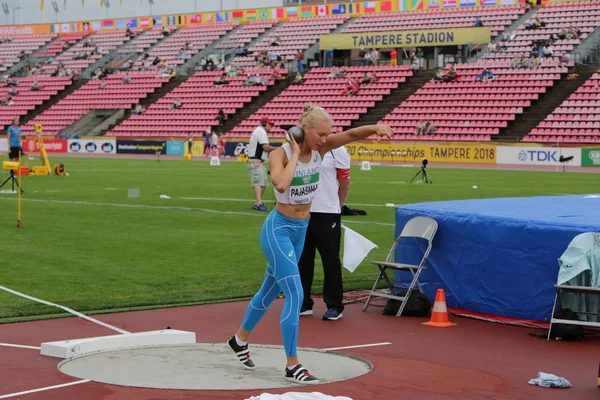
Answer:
[{"xmin": 394, "ymin": 195, "xmax": 600, "ymax": 321}]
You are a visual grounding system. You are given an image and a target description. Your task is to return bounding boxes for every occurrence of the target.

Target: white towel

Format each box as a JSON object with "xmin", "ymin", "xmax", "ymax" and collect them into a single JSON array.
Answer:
[
  {"xmin": 246, "ymin": 392, "xmax": 353, "ymax": 400},
  {"xmin": 341, "ymin": 225, "xmax": 378, "ymax": 273},
  {"xmin": 528, "ymin": 372, "xmax": 572, "ymax": 388}
]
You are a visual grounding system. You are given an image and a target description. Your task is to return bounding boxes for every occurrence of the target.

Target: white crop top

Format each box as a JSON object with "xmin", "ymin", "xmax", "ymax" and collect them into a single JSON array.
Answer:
[{"xmin": 274, "ymin": 143, "xmax": 322, "ymax": 205}]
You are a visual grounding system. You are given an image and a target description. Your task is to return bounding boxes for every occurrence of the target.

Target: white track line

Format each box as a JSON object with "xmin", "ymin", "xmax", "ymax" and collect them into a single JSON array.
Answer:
[
  {"xmin": 0, "ymin": 343, "xmax": 40, "ymax": 350},
  {"xmin": 181, "ymin": 197, "xmax": 390, "ymax": 208},
  {"xmin": 322, "ymin": 342, "xmax": 392, "ymax": 351},
  {"xmin": 0, "ymin": 380, "xmax": 91, "ymax": 399},
  {"xmin": 0, "ymin": 285, "xmax": 129, "ymax": 335},
  {"xmin": 0, "ymin": 198, "xmax": 396, "ymax": 227}
]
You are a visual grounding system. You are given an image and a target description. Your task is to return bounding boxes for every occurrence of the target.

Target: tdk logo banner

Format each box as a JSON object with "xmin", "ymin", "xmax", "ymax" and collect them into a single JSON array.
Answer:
[
  {"xmin": 498, "ymin": 147, "xmax": 581, "ymax": 166},
  {"xmin": 518, "ymin": 150, "xmax": 558, "ymax": 162}
]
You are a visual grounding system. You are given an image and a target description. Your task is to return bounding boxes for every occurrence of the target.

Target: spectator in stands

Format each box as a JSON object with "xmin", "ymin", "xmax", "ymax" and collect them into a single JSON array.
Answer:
[
  {"xmin": 431, "ymin": 69, "xmax": 445, "ymax": 82},
  {"xmin": 475, "ymin": 68, "xmax": 494, "ymax": 82},
  {"xmin": 358, "ymin": 48, "xmax": 366, "ymax": 64},
  {"xmin": 123, "ymin": 73, "xmax": 132, "ymax": 84},
  {"xmin": 558, "ymin": 52, "xmax": 571, "ymax": 68},
  {"xmin": 206, "ymin": 58, "xmax": 215, "ymax": 71},
  {"xmin": 236, "ymin": 45, "xmax": 247, "ymax": 56},
  {"xmin": 199, "ymin": 57, "xmax": 207, "ymax": 70},
  {"xmin": 152, "ymin": 56, "xmax": 161, "ymax": 66},
  {"xmin": 272, "ymin": 68, "xmax": 284, "ymax": 81},
  {"xmin": 297, "ymin": 50, "xmax": 304, "ymax": 73},
  {"xmin": 390, "ymin": 49, "xmax": 398, "ymax": 66},
  {"xmin": 291, "ymin": 73, "xmax": 305, "ymax": 85},
  {"xmin": 177, "ymin": 48, "xmax": 188, "ymax": 58},
  {"xmin": 157, "ymin": 67, "xmax": 172, "ymax": 79},
  {"xmin": 341, "ymin": 78, "xmax": 360, "ymax": 96},
  {"xmin": 414, "ymin": 120, "xmax": 426, "ymax": 136},
  {"xmin": 6, "ymin": 78, "xmax": 19, "ymax": 87},
  {"xmin": 370, "ymin": 49, "xmax": 379, "ymax": 66},
  {"xmin": 8, "ymin": 86, "xmax": 18, "ymax": 96},
  {"xmin": 216, "ymin": 109, "xmax": 227, "ymax": 126},
  {"xmin": 362, "ymin": 72, "xmax": 378, "ymax": 85},
  {"xmin": 98, "ymin": 80, "xmax": 106, "ymax": 90},
  {"xmin": 126, "ymin": 28, "xmax": 133, "ymax": 37},
  {"xmin": 243, "ymin": 74, "xmax": 259, "ymax": 86},
  {"xmin": 1, "ymin": 94, "xmax": 13, "ymax": 106},
  {"xmin": 162, "ymin": 26, "xmax": 171, "ymax": 36},
  {"xmin": 133, "ymin": 104, "xmax": 144, "ymax": 115},
  {"xmin": 169, "ymin": 98, "xmax": 183, "ymax": 111},
  {"xmin": 363, "ymin": 49, "xmax": 372, "ymax": 65},
  {"xmin": 544, "ymin": 44, "xmax": 554, "ymax": 58},
  {"xmin": 327, "ymin": 67, "xmax": 342, "ymax": 79},
  {"xmin": 474, "ymin": 17, "xmax": 484, "ymax": 27},
  {"xmin": 511, "ymin": 57, "xmax": 523, "ymax": 69},
  {"xmin": 443, "ymin": 66, "xmax": 457, "ymax": 82},
  {"xmin": 214, "ymin": 73, "xmax": 229, "ymax": 86},
  {"xmin": 324, "ymin": 50, "xmax": 333, "ymax": 67},
  {"xmin": 270, "ymin": 36, "xmax": 281, "ymax": 46},
  {"xmin": 30, "ymin": 81, "xmax": 41, "ymax": 91},
  {"xmin": 414, "ymin": 120, "xmax": 436, "ymax": 135}
]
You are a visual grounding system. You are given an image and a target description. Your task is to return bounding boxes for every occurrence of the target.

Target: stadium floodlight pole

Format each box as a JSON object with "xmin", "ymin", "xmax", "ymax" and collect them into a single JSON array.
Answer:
[{"xmin": 13, "ymin": 5, "xmax": 22, "ymax": 26}]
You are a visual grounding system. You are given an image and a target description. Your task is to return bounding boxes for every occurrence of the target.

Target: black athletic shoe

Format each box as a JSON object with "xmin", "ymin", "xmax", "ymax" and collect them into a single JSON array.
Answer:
[
  {"xmin": 227, "ymin": 336, "xmax": 255, "ymax": 370},
  {"xmin": 284, "ymin": 364, "xmax": 320, "ymax": 384}
]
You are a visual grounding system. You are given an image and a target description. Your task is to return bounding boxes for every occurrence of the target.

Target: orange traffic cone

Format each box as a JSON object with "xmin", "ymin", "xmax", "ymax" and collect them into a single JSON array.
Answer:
[{"xmin": 423, "ymin": 289, "xmax": 456, "ymax": 328}]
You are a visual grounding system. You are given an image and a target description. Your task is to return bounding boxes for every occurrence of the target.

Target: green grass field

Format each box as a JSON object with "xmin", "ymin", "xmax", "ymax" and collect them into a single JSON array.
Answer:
[{"xmin": 0, "ymin": 156, "xmax": 598, "ymax": 323}]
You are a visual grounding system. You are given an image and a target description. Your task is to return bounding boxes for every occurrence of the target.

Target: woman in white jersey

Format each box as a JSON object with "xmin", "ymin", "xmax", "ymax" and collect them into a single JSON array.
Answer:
[{"xmin": 228, "ymin": 103, "xmax": 393, "ymax": 384}]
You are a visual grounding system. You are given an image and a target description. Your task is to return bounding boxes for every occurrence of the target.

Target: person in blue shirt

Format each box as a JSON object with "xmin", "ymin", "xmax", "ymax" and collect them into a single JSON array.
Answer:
[{"xmin": 7, "ymin": 117, "xmax": 23, "ymax": 161}]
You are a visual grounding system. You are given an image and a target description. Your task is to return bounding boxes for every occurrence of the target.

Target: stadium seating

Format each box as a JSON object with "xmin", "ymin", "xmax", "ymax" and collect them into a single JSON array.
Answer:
[
  {"xmin": 0, "ymin": 76, "xmax": 73, "ymax": 128},
  {"xmin": 232, "ymin": 16, "xmax": 349, "ymax": 68},
  {"xmin": 33, "ymin": 33, "xmax": 88, "ymax": 58},
  {"xmin": 527, "ymin": 69, "xmax": 600, "ymax": 144},
  {"xmin": 215, "ymin": 20, "xmax": 278, "ymax": 50},
  {"xmin": 40, "ymin": 30, "xmax": 134, "ymax": 75},
  {"xmin": 132, "ymin": 24, "xmax": 238, "ymax": 70},
  {"xmin": 21, "ymin": 72, "xmax": 168, "ymax": 136},
  {"xmin": 483, "ymin": 1, "xmax": 600, "ymax": 59},
  {"xmin": 341, "ymin": 6, "xmax": 527, "ymax": 37},
  {"xmin": 0, "ymin": 34, "xmax": 56, "ymax": 73},
  {"xmin": 230, "ymin": 65, "xmax": 412, "ymax": 138},
  {"xmin": 107, "ymin": 70, "xmax": 280, "ymax": 137},
  {"xmin": 116, "ymin": 28, "xmax": 158, "ymax": 54},
  {"xmin": 380, "ymin": 62, "xmax": 566, "ymax": 141}
]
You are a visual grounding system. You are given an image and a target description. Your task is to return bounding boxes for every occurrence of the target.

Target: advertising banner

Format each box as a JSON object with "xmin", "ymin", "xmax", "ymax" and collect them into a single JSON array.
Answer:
[
  {"xmin": 320, "ymin": 27, "xmax": 490, "ymax": 50},
  {"xmin": 116, "ymin": 140, "xmax": 166, "ymax": 155},
  {"xmin": 224, "ymin": 141, "xmax": 283, "ymax": 158},
  {"xmin": 68, "ymin": 139, "xmax": 116, "ymax": 154},
  {"xmin": 581, "ymin": 148, "xmax": 600, "ymax": 167},
  {"xmin": 24, "ymin": 139, "xmax": 67, "ymax": 153},
  {"xmin": 497, "ymin": 146, "xmax": 581, "ymax": 166},
  {"xmin": 0, "ymin": 138, "xmax": 7, "ymax": 153},
  {"xmin": 166, "ymin": 141, "xmax": 185, "ymax": 156},
  {"xmin": 344, "ymin": 142, "xmax": 497, "ymax": 164}
]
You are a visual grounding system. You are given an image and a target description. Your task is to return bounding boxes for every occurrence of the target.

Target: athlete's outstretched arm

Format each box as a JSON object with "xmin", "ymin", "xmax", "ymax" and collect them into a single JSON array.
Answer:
[{"xmin": 322, "ymin": 124, "xmax": 393, "ymax": 153}]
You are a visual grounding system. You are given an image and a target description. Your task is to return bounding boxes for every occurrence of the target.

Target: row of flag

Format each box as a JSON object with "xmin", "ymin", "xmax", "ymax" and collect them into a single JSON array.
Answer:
[
  {"xmin": 40, "ymin": 0, "xmax": 519, "ymax": 32},
  {"xmin": 40, "ymin": 1, "xmax": 395, "ymax": 13},
  {"xmin": 41, "ymin": 0, "xmax": 167, "ymax": 11}
]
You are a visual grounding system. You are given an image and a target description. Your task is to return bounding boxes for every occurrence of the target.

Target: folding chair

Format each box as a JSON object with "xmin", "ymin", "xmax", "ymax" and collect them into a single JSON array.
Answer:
[{"xmin": 363, "ymin": 216, "xmax": 438, "ymax": 317}]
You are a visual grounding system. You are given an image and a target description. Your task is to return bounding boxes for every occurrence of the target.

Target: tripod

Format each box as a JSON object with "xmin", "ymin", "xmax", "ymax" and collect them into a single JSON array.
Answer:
[
  {"xmin": 410, "ymin": 166, "xmax": 433, "ymax": 184},
  {"xmin": 0, "ymin": 170, "xmax": 23, "ymax": 193}
]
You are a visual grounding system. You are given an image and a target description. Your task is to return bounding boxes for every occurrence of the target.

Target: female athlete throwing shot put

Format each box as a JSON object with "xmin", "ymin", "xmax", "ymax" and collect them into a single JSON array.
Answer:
[{"xmin": 228, "ymin": 103, "xmax": 393, "ymax": 384}]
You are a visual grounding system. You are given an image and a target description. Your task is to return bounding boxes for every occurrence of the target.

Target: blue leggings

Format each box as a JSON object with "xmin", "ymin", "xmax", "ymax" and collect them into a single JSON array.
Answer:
[{"xmin": 241, "ymin": 209, "xmax": 309, "ymax": 357}]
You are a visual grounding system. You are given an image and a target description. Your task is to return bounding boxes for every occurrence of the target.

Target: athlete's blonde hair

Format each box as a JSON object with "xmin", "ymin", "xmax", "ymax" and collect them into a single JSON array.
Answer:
[{"xmin": 299, "ymin": 103, "xmax": 333, "ymax": 128}]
